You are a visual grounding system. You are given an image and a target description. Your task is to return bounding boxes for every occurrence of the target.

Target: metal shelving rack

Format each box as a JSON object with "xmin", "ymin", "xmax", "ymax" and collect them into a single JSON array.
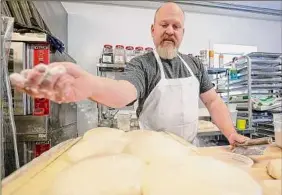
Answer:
[
  {"xmin": 1, "ymin": 15, "xmax": 20, "ymax": 181},
  {"xmin": 226, "ymin": 52, "xmax": 282, "ymax": 138}
]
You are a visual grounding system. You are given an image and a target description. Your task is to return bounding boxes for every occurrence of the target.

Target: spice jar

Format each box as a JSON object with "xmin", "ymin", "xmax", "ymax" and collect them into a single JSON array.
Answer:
[
  {"xmin": 101, "ymin": 44, "xmax": 113, "ymax": 64},
  {"xmin": 113, "ymin": 45, "xmax": 125, "ymax": 64},
  {"xmin": 209, "ymin": 50, "xmax": 214, "ymax": 68},
  {"xmin": 125, "ymin": 46, "xmax": 135, "ymax": 63},
  {"xmin": 135, "ymin": 46, "xmax": 144, "ymax": 57}
]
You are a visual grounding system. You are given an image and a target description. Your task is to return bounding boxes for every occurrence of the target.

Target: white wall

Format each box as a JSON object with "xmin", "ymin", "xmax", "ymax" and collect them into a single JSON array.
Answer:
[{"xmin": 62, "ymin": 2, "xmax": 282, "ymax": 135}]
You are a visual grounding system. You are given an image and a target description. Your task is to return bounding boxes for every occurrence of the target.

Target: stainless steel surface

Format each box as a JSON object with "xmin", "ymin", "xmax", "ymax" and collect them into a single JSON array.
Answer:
[
  {"xmin": 33, "ymin": 1, "xmax": 68, "ymax": 49},
  {"xmin": 9, "ymin": 42, "xmax": 29, "ymax": 116},
  {"xmin": 0, "ymin": 1, "xmax": 3, "ymax": 185},
  {"xmin": 3, "ymin": 1, "xmax": 48, "ymax": 31},
  {"xmin": 4, "ymin": 53, "xmax": 20, "ymax": 169},
  {"xmin": 6, "ymin": 1, "xmax": 26, "ymax": 26},
  {"xmin": 12, "ymin": 32, "xmax": 47, "ymax": 42},
  {"xmin": 1, "ymin": 15, "xmax": 22, "ymax": 181},
  {"xmin": 2, "ymin": 33, "xmax": 78, "ymax": 175},
  {"xmin": 14, "ymin": 115, "xmax": 48, "ymax": 142}
]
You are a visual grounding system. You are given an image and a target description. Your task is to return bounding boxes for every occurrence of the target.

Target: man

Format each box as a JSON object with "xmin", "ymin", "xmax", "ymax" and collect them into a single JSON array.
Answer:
[{"xmin": 10, "ymin": 2, "xmax": 248, "ymax": 146}]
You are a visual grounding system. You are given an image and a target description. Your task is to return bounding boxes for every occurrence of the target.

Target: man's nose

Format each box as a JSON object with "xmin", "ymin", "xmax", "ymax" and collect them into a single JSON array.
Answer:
[{"xmin": 165, "ymin": 25, "xmax": 174, "ymax": 35}]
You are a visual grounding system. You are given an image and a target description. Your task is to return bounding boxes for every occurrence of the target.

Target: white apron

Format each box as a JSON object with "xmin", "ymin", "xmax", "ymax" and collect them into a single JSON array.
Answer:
[{"xmin": 138, "ymin": 50, "xmax": 200, "ymax": 145}]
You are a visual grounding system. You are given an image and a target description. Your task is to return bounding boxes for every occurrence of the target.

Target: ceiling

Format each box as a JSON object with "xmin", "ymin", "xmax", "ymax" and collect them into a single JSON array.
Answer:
[
  {"xmin": 62, "ymin": 1, "xmax": 282, "ymax": 21},
  {"xmin": 217, "ymin": 1, "xmax": 282, "ymax": 10}
]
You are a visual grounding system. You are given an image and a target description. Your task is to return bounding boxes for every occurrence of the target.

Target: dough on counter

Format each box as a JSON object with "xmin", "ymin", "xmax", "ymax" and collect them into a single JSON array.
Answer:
[
  {"xmin": 67, "ymin": 128, "xmax": 128, "ymax": 162},
  {"xmin": 142, "ymin": 156, "xmax": 262, "ymax": 195},
  {"xmin": 159, "ymin": 131, "xmax": 196, "ymax": 148},
  {"xmin": 267, "ymin": 159, "xmax": 282, "ymax": 179},
  {"xmin": 123, "ymin": 130, "xmax": 198, "ymax": 164},
  {"xmin": 198, "ymin": 120, "xmax": 217, "ymax": 130},
  {"xmin": 51, "ymin": 154, "xmax": 145, "ymax": 195},
  {"xmin": 83, "ymin": 127, "xmax": 125, "ymax": 141}
]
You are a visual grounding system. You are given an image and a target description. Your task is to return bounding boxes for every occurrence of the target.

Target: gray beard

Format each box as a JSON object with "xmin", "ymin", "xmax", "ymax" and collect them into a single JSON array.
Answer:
[{"xmin": 156, "ymin": 46, "xmax": 178, "ymax": 59}]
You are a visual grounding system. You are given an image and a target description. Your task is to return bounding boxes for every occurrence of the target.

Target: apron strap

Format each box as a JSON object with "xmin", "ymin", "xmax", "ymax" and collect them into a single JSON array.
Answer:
[
  {"xmin": 177, "ymin": 54, "xmax": 197, "ymax": 78},
  {"xmin": 153, "ymin": 49, "xmax": 166, "ymax": 79}
]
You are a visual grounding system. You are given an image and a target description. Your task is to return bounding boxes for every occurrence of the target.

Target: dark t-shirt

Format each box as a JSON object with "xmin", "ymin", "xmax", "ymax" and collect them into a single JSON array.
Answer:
[{"xmin": 117, "ymin": 51, "xmax": 214, "ymax": 117}]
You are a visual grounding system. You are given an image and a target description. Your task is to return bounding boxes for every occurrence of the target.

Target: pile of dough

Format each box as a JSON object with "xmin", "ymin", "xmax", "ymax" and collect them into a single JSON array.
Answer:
[
  {"xmin": 267, "ymin": 159, "xmax": 282, "ymax": 179},
  {"xmin": 198, "ymin": 120, "xmax": 218, "ymax": 130},
  {"xmin": 51, "ymin": 154, "xmax": 145, "ymax": 195},
  {"xmin": 82, "ymin": 127, "xmax": 125, "ymax": 141},
  {"xmin": 123, "ymin": 130, "xmax": 198, "ymax": 164},
  {"xmin": 142, "ymin": 156, "xmax": 262, "ymax": 195},
  {"xmin": 67, "ymin": 127, "xmax": 128, "ymax": 162}
]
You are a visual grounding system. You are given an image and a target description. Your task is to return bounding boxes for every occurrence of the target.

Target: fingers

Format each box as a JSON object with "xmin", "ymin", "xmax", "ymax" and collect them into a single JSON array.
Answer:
[
  {"xmin": 10, "ymin": 73, "xmax": 26, "ymax": 89},
  {"xmin": 10, "ymin": 63, "xmax": 74, "ymax": 103}
]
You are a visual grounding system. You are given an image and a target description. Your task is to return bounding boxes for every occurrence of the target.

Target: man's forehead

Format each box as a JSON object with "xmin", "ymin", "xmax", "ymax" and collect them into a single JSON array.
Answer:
[{"xmin": 154, "ymin": 3, "xmax": 185, "ymax": 24}]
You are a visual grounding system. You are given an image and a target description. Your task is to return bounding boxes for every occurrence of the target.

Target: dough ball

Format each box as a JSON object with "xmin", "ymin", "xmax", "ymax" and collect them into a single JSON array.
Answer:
[
  {"xmin": 267, "ymin": 159, "xmax": 282, "ymax": 179},
  {"xmin": 142, "ymin": 156, "xmax": 262, "ymax": 195},
  {"xmin": 83, "ymin": 127, "xmax": 125, "ymax": 141},
  {"xmin": 67, "ymin": 128, "xmax": 128, "ymax": 162},
  {"xmin": 123, "ymin": 130, "xmax": 198, "ymax": 164},
  {"xmin": 51, "ymin": 154, "xmax": 145, "ymax": 195},
  {"xmin": 159, "ymin": 131, "xmax": 197, "ymax": 148}
]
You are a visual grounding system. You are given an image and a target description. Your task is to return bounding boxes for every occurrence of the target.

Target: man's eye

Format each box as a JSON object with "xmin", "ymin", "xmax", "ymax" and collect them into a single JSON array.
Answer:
[
  {"xmin": 173, "ymin": 25, "xmax": 181, "ymax": 29},
  {"xmin": 161, "ymin": 24, "xmax": 168, "ymax": 28}
]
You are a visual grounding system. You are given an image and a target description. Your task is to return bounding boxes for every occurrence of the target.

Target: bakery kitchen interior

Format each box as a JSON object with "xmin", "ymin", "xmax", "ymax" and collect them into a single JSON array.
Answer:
[{"xmin": 1, "ymin": 0, "xmax": 282, "ymax": 195}]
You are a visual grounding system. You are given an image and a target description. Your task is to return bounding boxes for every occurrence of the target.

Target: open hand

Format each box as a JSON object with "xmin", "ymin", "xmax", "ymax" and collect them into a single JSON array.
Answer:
[{"xmin": 9, "ymin": 62, "xmax": 94, "ymax": 103}]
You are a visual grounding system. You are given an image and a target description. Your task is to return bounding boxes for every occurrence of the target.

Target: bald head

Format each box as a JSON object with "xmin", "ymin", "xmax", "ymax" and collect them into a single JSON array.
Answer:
[
  {"xmin": 151, "ymin": 2, "xmax": 185, "ymax": 59},
  {"xmin": 154, "ymin": 2, "xmax": 185, "ymax": 24}
]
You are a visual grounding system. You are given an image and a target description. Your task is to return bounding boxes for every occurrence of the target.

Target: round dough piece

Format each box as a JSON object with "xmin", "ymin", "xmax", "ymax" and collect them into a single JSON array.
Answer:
[
  {"xmin": 267, "ymin": 159, "xmax": 282, "ymax": 179},
  {"xmin": 123, "ymin": 130, "xmax": 198, "ymax": 164},
  {"xmin": 142, "ymin": 156, "xmax": 262, "ymax": 195},
  {"xmin": 83, "ymin": 127, "xmax": 125, "ymax": 141},
  {"xmin": 159, "ymin": 131, "xmax": 198, "ymax": 149},
  {"xmin": 67, "ymin": 128, "xmax": 128, "ymax": 162},
  {"xmin": 51, "ymin": 154, "xmax": 145, "ymax": 195}
]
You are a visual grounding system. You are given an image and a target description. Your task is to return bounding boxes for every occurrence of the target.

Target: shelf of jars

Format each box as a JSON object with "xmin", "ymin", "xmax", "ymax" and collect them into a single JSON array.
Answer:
[{"xmin": 97, "ymin": 44, "xmax": 153, "ymax": 72}]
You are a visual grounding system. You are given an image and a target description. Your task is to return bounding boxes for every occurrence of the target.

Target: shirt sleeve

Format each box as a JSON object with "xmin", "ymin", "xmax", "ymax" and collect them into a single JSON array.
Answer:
[
  {"xmin": 194, "ymin": 57, "xmax": 214, "ymax": 94},
  {"xmin": 116, "ymin": 57, "xmax": 146, "ymax": 99}
]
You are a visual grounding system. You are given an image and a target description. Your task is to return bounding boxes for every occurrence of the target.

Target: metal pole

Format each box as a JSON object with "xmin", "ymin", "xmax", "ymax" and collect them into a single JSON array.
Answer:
[
  {"xmin": 0, "ymin": 1, "xmax": 3, "ymax": 194},
  {"xmin": 246, "ymin": 56, "xmax": 253, "ymax": 132}
]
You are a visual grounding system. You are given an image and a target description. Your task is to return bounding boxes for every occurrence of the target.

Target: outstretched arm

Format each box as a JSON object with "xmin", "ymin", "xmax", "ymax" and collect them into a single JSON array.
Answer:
[{"xmin": 200, "ymin": 88, "xmax": 248, "ymax": 145}]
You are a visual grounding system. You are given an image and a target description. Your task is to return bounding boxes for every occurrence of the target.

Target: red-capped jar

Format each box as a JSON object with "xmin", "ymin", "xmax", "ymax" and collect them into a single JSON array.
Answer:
[
  {"xmin": 102, "ymin": 44, "xmax": 113, "ymax": 64},
  {"xmin": 114, "ymin": 44, "xmax": 125, "ymax": 64},
  {"xmin": 145, "ymin": 47, "xmax": 153, "ymax": 53},
  {"xmin": 125, "ymin": 46, "xmax": 135, "ymax": 63},
  {"xmin": 135, "ymin": 46, "xmax": 144, "ymax": 56}
]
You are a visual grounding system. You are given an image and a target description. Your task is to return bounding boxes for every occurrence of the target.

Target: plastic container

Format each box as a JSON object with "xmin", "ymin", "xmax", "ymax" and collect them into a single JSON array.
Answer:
[
  {"xmin": 209, "ymin": 50, "xmax": 214, "ymax": 68},
  {"xmin": 273, "ymin": 114, "xmax": 282, "ymax": 148},
  {"xmin": 135, "ymin": 46, "xmax": 144, "ymax": 56},
  {"xmin": 237, "ymin": 119, "xmax": 247, "ymax": 130},
  {"xmin": 101, "ymin": 44, "xmax": 113, "ymax": 64},
  {"xmin": 125, "ymin": 46, "xmax": 135, "ymax": 63},
  {"xmin": 230, "ymin": 110, "xmax": 238, "ymax": 126},
  {"xmin": 114, "ymin": 45, "xmax": 125, "ymax": 64},
  {"xmin": 219, "ymin": 53, "xmax": 224, "ymax": 68},
  {"xmin": 117, "ymin": 113, "xmax": 131, "ymax": 132},
  {"xmin": 144, "ymin": 47, "xmax": 153, "ymax": 53}
]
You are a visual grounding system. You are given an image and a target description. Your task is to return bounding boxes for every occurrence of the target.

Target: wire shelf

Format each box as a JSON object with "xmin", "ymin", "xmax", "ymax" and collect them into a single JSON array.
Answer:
[{"xmin": 223, "ymin": 52, "xmax": 282, "ymax": 139}]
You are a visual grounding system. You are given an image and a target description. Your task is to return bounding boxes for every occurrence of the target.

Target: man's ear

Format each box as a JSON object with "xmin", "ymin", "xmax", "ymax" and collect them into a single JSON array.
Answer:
[{"xmin": 151, "ymin": 24, "xmax": 154, "ymax": 37}]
